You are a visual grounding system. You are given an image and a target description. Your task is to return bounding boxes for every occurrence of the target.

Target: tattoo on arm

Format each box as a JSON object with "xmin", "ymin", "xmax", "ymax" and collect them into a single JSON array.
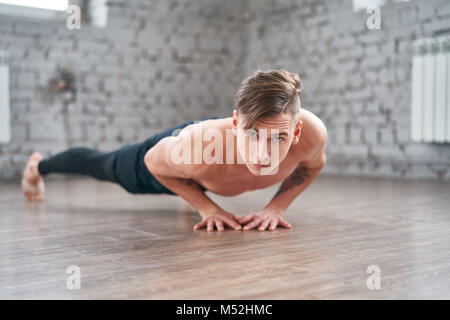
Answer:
[{"xmin": 274, "ymin": 165, "xmax": 310, "ymax": 197}]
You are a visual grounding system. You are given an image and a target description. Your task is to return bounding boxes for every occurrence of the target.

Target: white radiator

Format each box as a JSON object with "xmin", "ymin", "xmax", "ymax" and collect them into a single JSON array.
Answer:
[
  {"xmin": 411, "ymin": 36, "xmax": 450, "ymax": 143},
  {"xmin": 0, "ymin": 50, "xmax": 11, "ymax": 144}
]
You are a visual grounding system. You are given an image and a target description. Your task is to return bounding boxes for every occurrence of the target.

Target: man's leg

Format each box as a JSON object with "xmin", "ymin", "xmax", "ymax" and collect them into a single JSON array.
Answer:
[
  {"xmin": 22, "ymin": 147, "xmax": 118, "ymax": 202},
  {"xmin": 38, "ymin": 147, "xmax": 117, "ymax": 182}
]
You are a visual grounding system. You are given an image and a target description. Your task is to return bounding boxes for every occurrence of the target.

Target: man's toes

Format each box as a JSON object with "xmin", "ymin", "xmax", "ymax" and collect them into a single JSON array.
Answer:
[
  {"xmin": 31, "ymin": 152, "xmax": 43, "ymax": 162},
  {"xmin": 24, "ymin": 191, "xmax": 33, "ymax": 202}
]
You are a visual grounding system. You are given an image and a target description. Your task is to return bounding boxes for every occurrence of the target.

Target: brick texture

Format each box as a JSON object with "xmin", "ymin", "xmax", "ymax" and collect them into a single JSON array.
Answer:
[
  {"xmin": 244, "ymin": 0, "xmax": 450, "ymax": 181},
  {"xmin": 1, "ymin": 0, "xmax": 450, "ymax": 181},
  {"xmin": 0, "ymin": 0, "xmax": 248, "ymax": 179}
]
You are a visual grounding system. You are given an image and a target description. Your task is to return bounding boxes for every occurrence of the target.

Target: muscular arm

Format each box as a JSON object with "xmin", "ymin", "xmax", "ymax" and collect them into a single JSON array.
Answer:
[
  {"xmin": 265, "ymin": 129, "xmax": 327, "ymax": 213},
  {"xmin": 144, "ymin": 127, "xmax": 224, "ymax": 218},
  {"xmin": 266, "ymin": 162, "xmax": 324, "ymax": 213},
  {"xmin": 238, "ymin": 144, "xmax": 327, "ymax": 231}
]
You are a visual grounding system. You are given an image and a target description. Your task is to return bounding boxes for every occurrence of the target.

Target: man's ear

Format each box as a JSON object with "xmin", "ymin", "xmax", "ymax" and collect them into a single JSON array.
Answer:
[
  {"xmin": 292, "ymin": 120, "xmax": 302, "ymax": 144},
  {"xmin": 232, "ymin": 110, "xmax": 238, "ymax": 135}
]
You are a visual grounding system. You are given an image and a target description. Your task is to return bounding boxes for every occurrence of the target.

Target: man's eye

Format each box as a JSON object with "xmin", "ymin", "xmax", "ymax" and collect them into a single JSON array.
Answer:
[
  {"xmin": 272, "ymin": 136, "xmax": 282, "ymax": 142},
  {"xmin": 246, "ymin": 130, "xmax": 257, "ymax": 137}
]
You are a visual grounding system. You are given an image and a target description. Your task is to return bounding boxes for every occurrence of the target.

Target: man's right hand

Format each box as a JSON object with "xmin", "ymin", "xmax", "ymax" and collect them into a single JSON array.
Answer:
[{"xmin": 193, "ymin": 209, "xmax": 242, "ymax": 232}]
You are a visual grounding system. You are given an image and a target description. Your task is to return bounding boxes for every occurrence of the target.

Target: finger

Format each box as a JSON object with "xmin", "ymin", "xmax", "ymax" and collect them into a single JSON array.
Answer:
[
  {"xmin": 238, "ymin": 214, "xmax": 254, "ymax": 225},
  {"xmin": 231, "ymin": 214, "xmax": 242, "ymax": 223},
  {"xmin": 207, "ymin": 219, "xmax": 215, "ymax": 232},
  {"xmin": 278, "ymin": 218, "xmax": 292, "ymax": 229},
  {"xmin": 24, "ymin": 191, "xmax": 33, "ymax": 202},
  {"xmin": 269, "ymin": 220, "xmax": 278, "ymax": 231},
  {"xmin": 215, "ymin": 220, "xmax": 224, "ymax": 232},
  {"xmin": 258, "ymin": 219, "xmax": 271, "ymax": 231},
  {"xmin": 193, "ymin": 219, "xmax": 207, "ymax": 231},
  {"xmin": 223, "ymin": 217, "xmax": 242, "ymax": 230},
  {"xmin": 243, "ymin": 218, "xmax": 262, "ymax": 230},
  {"xmin": 32, "ymin": 191, "xmax": 42, "ymax": 202},
  {"xmin": 193, "ymin": 220, "xmax": 207, "ymax": 230}
]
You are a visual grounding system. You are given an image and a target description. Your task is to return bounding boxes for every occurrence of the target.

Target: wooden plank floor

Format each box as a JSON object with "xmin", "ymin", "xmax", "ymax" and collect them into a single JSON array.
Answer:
[{"xmin": 1, "ymin": 174, "xmax": 450, "ymax": 299}]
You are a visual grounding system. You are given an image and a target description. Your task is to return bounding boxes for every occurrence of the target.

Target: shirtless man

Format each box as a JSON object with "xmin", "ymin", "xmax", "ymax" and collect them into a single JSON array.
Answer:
[{"xmin": 22, "ymin": 69, "xmax": 327, "ymax": 232}]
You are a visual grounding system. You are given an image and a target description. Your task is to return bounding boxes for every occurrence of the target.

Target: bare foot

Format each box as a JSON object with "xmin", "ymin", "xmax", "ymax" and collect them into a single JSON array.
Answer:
[{"xmin": 22, "ymin": 152, "xmax": 45, "ymax": 202}]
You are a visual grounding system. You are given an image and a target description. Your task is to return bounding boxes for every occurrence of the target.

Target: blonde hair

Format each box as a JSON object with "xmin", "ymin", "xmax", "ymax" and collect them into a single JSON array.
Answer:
[{"xmin": 234, "ymin": 69, "xmax": 302, "ymax": 128}]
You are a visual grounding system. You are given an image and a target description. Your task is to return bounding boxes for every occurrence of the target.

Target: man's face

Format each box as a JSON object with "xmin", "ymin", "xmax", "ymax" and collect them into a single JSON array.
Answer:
[{"xmin": 232, "ymin": 110, "xmax": 302, "ymax": 176}]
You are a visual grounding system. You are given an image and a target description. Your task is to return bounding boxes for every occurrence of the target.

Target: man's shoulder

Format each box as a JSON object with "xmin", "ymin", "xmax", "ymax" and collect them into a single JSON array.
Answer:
[
  {"xmin": 300, "ymin": 108, "xmax": 327, "ymax": 136},
  {"xmin": 292, "ymin": 108, "xmax": 328, "ymax": 157},
  {"xmin": 160, "ymin": 118, "xmax": 230, "ymax": 175},
  {"xmin": 197, "ymin": 116, "xmax": 232, "ymax": 131},
  {"xmin": 182, "ymin": 117, "xmax": 232, "ymax": 135}
]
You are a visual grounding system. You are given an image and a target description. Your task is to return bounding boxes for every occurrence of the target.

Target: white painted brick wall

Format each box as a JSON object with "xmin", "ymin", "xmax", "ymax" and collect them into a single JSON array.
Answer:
[
  {"xmin": 1, "ymin": 0, "xmax": 450, "ymax": 181},
  {"xmin": 0, "ymin": 0, "xmax": 249, "ymax": 178},
  {"xmin": 245, "ymin": 0, "xmax": 450, "ymax": 181}
]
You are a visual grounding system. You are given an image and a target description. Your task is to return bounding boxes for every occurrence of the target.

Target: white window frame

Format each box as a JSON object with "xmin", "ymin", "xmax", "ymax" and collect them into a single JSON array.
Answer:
[{"xmin": 0, "ymin": 0, "xmax": 82, "ymax": 22}]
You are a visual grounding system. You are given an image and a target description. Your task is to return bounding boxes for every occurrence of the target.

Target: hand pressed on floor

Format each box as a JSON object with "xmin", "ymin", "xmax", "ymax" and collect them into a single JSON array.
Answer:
[
  {"xmin": 238, "ymin": 208, "xmax": 292, "ymax": 231},
  {"xmin": 193, "ymin": 210, "xmax": 242, "ymax": 232}
]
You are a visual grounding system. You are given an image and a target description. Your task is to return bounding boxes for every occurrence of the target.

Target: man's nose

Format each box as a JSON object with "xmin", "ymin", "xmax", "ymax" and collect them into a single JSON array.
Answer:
[{"xmin": 255, "ymin": 142, "xmax": 271, "ymax": 164}]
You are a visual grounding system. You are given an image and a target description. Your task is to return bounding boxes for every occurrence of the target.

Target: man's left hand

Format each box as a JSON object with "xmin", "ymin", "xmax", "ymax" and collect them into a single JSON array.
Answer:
[{"xmin": 238, "ymin": 208, "xmax": 292, "ymax": 231}]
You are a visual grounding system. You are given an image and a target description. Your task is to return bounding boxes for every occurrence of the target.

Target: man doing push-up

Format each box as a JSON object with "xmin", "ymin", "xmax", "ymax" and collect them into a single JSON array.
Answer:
[{"xmin": 22, "ymin": 69, "xmax": 328, "ymax": 232}]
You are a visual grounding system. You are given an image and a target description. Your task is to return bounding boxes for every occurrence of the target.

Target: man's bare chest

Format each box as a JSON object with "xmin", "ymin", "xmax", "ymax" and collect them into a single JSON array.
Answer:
[{"xmin": 196, "ymin": 156, "xmax": 301, "ymax": 196}]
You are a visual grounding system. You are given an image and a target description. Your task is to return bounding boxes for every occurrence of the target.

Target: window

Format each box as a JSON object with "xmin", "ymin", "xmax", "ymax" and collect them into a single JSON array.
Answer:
[
  {"xmin": 0, "ymin": 1, "xmax": 108, "ymax": 27},
  {"xmin": 0, "ymin": 0, "xmax": 70, "ymax": 21},
  {"xmin": 0, "ymin": 0, "xmax": 68, "ymax": 11}
]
